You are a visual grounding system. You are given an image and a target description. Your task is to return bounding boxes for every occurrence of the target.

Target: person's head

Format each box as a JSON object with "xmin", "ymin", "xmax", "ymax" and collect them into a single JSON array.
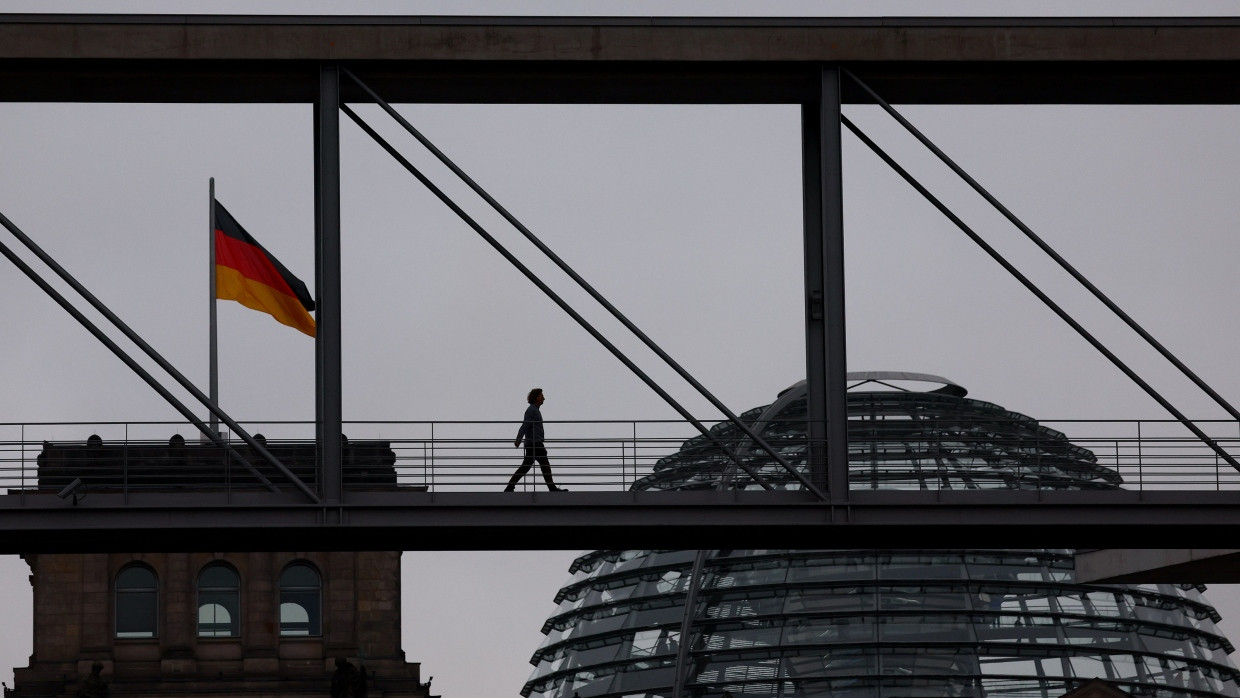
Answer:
[{"xmin": 527, "ymin": 388, "xmax": 544, "ymax": 405}]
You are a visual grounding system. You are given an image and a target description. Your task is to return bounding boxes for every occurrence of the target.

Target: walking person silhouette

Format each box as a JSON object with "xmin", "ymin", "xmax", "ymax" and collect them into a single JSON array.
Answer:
[{"xmin": 506, "ymin": 388, "xmax": 566, "ymax": 492}]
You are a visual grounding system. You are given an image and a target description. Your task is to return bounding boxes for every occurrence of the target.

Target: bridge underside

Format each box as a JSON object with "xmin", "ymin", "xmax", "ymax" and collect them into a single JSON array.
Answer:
[
  {"xmin": 4, "ymin": 59, "xmax": 1240, "ymax": 105},
  {"xmin": 3, "ymin": 490, "xmax": 1237, "ymax": 553}
]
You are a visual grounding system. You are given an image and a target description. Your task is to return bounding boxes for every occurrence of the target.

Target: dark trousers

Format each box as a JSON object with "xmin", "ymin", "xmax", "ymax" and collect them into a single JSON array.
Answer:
[{"xmin": 506, "ymin": 442, "xmax": 559, "ymax": 491}]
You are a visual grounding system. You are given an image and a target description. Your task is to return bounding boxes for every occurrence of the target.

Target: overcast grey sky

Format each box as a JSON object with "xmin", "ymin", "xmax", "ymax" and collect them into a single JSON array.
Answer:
[{"xmin": 4, "ymin": 1, "xmax": 1240, "ymax": 697}]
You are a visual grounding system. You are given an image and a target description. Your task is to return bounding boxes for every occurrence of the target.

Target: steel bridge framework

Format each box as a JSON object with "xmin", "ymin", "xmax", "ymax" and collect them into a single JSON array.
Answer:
[{"xmin": 3, "ymin": 14, "xmax": 1240, "ymax": 552}]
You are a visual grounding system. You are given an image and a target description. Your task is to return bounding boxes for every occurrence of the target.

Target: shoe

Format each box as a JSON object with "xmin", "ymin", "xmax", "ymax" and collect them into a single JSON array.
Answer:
[
  {"xmin": 550, "ymin": 487, "xmax": 568, "ymax": 492},
  {"xmin": 503, "ymin": 487, "xmax": 515, "ymax": 492}
]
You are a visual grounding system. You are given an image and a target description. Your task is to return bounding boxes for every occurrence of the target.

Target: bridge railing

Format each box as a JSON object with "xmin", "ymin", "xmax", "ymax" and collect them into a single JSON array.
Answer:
[{"xmin": 0, "ymin": 419, "xmax": 1238, "ymax": 496}]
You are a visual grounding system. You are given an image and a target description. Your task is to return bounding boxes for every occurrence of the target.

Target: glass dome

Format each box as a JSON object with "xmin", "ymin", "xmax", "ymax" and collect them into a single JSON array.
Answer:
[{"xmin": 524, "ymin": 378, "xmax": 1239, "ymax": 698}]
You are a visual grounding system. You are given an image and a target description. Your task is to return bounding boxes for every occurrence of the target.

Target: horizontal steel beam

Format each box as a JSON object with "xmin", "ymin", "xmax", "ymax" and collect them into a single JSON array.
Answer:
[
  {"xmin": 5, "ymin": 17, "xmax": 1240, "ymax": 104},
  {"xmin": 8, "ymin": 15, "xmax": 1240, "ymax": 63},
  {"xmin": 4, "ymin": 489, "xmax": 1240, "ymax": 553},
  {"xmin": 6, "ymin": 59, "xmax": 1240, "ymax": 105}
]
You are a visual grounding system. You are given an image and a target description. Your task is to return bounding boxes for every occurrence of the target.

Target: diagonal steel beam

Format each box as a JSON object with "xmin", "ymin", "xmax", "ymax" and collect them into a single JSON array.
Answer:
[
  {"xmin": 841, "ymin": 115, "xmax": 1240, "ymax": 474},
  {"xmin": 341, "ymin": 104, "xmax": 833, "ymax": 498},
  {"xmin": 341, "ymin": 68, "xmax": 825, "ymax": 499},
  {"xmin": 844, "ymin": 68, "xmax": 1240, "ymax": 425},
  {"xmin": 0, "ymin": 219, "xmax": 323, "ymax": 501}
]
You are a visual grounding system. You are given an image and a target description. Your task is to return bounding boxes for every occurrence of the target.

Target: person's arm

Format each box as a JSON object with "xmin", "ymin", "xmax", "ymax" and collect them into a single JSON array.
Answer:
[{"xmin": 515, "ymin": 405, "xmax": 532, "ymax": 447}]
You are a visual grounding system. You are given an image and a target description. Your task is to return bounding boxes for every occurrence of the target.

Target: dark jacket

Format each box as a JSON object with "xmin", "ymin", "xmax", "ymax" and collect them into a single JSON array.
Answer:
[{"xmin": 516, "ymin": 404, "xmax": 544, "ymax": 445}]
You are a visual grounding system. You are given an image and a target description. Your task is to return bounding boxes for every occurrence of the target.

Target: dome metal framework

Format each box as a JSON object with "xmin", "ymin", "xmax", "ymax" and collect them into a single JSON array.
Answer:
[{"xmin": 523, "ymin": 378, "xmax": 1239, "ymax": 698}]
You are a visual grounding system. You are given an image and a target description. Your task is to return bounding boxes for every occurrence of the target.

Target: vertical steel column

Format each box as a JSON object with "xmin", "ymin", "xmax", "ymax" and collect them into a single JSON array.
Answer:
[
  {"xmin": 803, "ymin": 65, "xmax": 849, "ymax": 500},
  {"xmin": 315, "ymin": 64, "xmax": 343, "ymax": 508},
  {"xmin": 801, "ymin": 98, "xmax": 828, "ymax": 491}
]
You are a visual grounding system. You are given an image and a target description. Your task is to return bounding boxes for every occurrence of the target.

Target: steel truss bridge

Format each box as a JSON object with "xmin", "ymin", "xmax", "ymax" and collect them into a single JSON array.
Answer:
[{"xmin": 3, "ymin": 14, "xmax": 1240, "ymax": 554}]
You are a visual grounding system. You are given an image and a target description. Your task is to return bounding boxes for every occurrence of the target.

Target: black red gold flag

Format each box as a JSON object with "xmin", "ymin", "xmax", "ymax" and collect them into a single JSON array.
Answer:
[{"xmin": 213, "ymin": 201, "xmax": 316, "ymax": 337}]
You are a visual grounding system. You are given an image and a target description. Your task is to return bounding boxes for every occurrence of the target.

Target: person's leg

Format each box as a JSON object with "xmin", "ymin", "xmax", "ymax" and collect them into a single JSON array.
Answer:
[
  {"xmin": 534, "ymin": 444, "xmax": 563, "ymax": 491},
  {"xmin": 505, "ymin": 445, "xmax": 537, "ymax": 491}
]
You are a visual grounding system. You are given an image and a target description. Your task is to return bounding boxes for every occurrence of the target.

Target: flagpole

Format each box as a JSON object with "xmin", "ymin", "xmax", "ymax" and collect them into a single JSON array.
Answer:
[{"xmin": 208, "ymin": 177, "xmax": 219, "ymax": 437}]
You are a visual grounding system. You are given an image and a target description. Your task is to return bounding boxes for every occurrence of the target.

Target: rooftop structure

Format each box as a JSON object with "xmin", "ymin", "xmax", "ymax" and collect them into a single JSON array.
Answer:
[{"xmin": 7, "ymin": 442, "xmax": 436, "ymax": 698}]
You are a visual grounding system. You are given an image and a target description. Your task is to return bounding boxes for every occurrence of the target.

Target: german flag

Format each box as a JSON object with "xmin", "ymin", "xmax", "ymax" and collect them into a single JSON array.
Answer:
[{"xmin": 214, "ymin": 201, "xmax": 316, "ymax": 337}]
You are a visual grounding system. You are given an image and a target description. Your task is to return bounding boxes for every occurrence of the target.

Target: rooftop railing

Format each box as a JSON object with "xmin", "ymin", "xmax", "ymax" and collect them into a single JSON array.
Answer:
[{"xmin": 1, "ymin": 418, "xmax": 1238, "ymax": 497}]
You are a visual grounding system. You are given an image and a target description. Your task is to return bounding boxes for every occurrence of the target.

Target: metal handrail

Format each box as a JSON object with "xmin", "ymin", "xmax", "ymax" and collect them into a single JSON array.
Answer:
[{"xmin": 2, "ymin": 418, "xmax": 1240, "ymax": 496}]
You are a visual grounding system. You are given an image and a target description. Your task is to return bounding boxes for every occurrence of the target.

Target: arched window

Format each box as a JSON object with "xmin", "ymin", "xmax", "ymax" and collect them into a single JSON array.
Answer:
[
  {"xmin": 279, "ymin": 562, "xmax": 322, "ymax": 637},
  {"xmin": 115, "ymin": 564, "xmax": 158, "ymax": 638},
  {"xmin": 198, "ymin": 563, "xmax": 240, "ymax": 638}
]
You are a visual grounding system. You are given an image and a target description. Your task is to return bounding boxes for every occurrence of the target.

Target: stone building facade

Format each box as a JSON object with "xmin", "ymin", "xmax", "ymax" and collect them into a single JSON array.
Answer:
[
  {"xmin": 8, "ymin": 439, "xmax": 435, "ymax": 697},
  {"xmin": 10, "ymin": 550, "xmax": 434, "ymax": 697}
]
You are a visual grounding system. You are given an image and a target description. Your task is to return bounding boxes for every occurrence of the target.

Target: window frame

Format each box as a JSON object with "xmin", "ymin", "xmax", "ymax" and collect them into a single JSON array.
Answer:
[
  {"xmin": 279, "ymin": 560, "xmax": 323, "ymax": 638},
  {"xmin": 115, "ymin": 563, "xmax": 159, "ymax": 639},
  {"xmin": 197, "ymin": 562, "xmax": 241, "ymax": 638}
]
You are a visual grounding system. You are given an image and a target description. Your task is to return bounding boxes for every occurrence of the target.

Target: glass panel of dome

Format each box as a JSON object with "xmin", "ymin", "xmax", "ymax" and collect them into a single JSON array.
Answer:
[
  {"xmin": 781, "ymin": 617, "xmax": 876, "ymax": 645},
  {"xmin": 580, "ymin": 615, "xmax": 626, "ymax": 636},
  {"xmin": 913, "ymin": 589, "xmax": 973, "ymax": 610},
  {"xmin": 644, "ymin": 551, "xmax": 696, "ymax": 566},
  {"xmin": 600, "ymin": 585, "xmax": 636, "ymax": 604},
  {"xmin": 875, "ymin": 554, "xmax": 960, "ymax": 578},
  {"xmin": 1054, "ymin": 592, "xmax": 1088, "ymax": 615},
  {"xmin": 703, "ymin": 624, "xmax": 782, "ymax": 650},
  {"xmin": 529, "ymin": 658, "xmax": 558, "ymax": 681},
  {"xmin": 977, "ymin": 655, "xmax": 1050, "ymax": 676},
  {"xmin": 629, "ymin": 604, "xmax": 688, "ymax": 627},
  {"xmin": 1085, "ymin": 591, "xmax": 1126, "ymax": 617},
  {"xmin": 879, "ymin": 614, "xmax": 974, "ymax": 642},
  {"xmin": 1004, "ymin": 592, "xmax": 1053, "ymax": 613},
  {"xmin": 567, "ymin": 645, "xmax": 622, "ymax": 670},
  {"xmin": 707, "ymin": 566, "xmax": 788, "ymax": 588},
  {"xmin": 1066, "ymin": 655, "xmax": 1111, "ymax": 679},
  {"xmin": 610, "ymin": 667, "xmax": 675, "ymax": 694},
  {"xmin": 784, "ymin": 586, "xmax": 873, "ymax": 614},
  {"xmin": 784, "ymin": 555, "xmax": 875, "ymax": 582},
  {"xmin": 630, "ymin": 629, "xmax": 678, "ymax": 658},
  {"xmin": 653, "ymin": 571, "xmax": 683, "ymax": 594},
  {"xmin": 978, "ymin": 677, "xmax": 1062, "ymax": 697},
  {"xmin": 705, "ymin": 593, "xmax": 782, "ymax": 618},
  {"xmin": 1135, "ymin": 603, "xmax": 1190, "ymax": 627},
  {"xmin": 880, "ymin": 586, "xmax": 970, "ymax": 611}
]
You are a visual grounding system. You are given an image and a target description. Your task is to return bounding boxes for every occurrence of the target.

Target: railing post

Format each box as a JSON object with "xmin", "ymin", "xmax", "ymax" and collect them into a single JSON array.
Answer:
[
  {"xmin": 224, "ymin": 428, "xmax": 231, "ymax": 500},
  {"xmin": 631, "ymin": 421, "xmax": 638, "ymax": 491},
  {"xmin": 1137, "ymin": 421, "xmax": 1143, "ymax": 492},
  {"xmin": 123, "ymin": 422, "xmax": 129, "ymax": 504}
]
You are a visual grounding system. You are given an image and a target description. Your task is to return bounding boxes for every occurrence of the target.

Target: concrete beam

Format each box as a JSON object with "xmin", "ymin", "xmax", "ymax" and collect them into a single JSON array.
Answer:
[{"xmin": 1076, "ymin": 548, "xmax": 1240, "ymax": 583}]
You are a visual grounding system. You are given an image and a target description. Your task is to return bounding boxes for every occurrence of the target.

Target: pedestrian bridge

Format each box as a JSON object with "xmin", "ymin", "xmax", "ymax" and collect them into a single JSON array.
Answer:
[
  {"xmin": 4, "ymin": 417, "xmax": 1239, "ymax": 553},
  {"xmin": 6, "ymin": 15, "xmax": 1240, "ymax": 556}
]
